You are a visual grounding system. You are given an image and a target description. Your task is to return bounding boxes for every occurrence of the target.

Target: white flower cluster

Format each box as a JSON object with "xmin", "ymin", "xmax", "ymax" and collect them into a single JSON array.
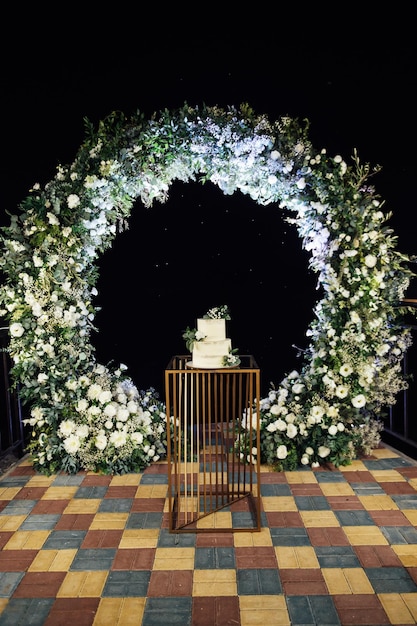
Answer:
[{"xmin": 24, "ymin": 365, "xmax": 167, "ymax": 472}]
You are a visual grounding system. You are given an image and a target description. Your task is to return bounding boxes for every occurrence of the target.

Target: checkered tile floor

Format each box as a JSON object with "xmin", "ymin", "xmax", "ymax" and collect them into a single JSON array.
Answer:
[{"xmin": 1, "ymin": 445, "xmax": 417, "ymax": 625}]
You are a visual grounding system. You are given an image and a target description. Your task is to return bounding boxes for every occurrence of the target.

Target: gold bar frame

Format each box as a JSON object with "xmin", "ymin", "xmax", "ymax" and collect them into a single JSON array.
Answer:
[{"xmin": 165, "ymin": 355, "xmax": 261, "ymax": 533}]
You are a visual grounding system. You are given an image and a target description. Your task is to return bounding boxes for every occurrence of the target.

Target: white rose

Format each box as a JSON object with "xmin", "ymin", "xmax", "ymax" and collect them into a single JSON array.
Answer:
[
  {"xmin": 292, "ymin": 383, "xmax": 305, "ymax": 394},
  {"xmin": 117, "ymin": 408, "xmax": 130, "ymax": 422},
  {"xmin": 59, "ymin": 420, "xmax": 76, "ymax": 437},
  {"xmin": 339, "ymin": 364, "xmax": 353, "ymax": 377},
  {"xmin": 336, "ymin": 385, "xmax": 349, "ymax": 399},
  {"xmin": 46, "ymin": 212, "xmax": 59, "ymax": 226},
  {"xmin": 277, "ymin": 445, "xmax": 288, "ymax": 459},
  {"xmin": 87, "ymin": 384, "xmax": 102, "ymax": 400},
  {"xmin": 104, "ymin": 404, "xmax": 117, "ymax": 417},
  {"xmin": 131, "ymin": 432, "xmax": 144, "ymax": 444},
  {"xmin": 352, "ymin": 394, "xmax": 366, "ymax": 408},
  {"xmin": 10, "ymin": 322, "xmax": 25, "ymax": 337},
  {"xmin": 318, "ymin": 445, "xmax": 330, "ymax": 458},
  {"xmin": 286, "ymin": 423, "xmax": 298, "ymax": 439},
  {"xmin": 67, "ymin": 194, "xmax": 81, "ymax": 209},
  {"xmin": 63, "ymin": 434, "xmax": 81, "ymax": 454},
  {"xmin": 364, "ymin": 254, "xmax": 377, "ymax": 268},
  {"xmin": 95, "ymin": 434, "xmax": 108, "ymax": 450},
  {"xmin": 99, "ymin": 390, "xmax": 112, "ymax": 404},
  {"xmin": 76, "ymin": 399, "xmax": 89, "ymax": 412}
]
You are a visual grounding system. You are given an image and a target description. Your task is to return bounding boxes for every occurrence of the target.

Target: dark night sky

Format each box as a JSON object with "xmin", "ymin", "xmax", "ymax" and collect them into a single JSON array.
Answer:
[{"xmin": 2, "ymin": 8, "xmax": 416, "ymax": 396}]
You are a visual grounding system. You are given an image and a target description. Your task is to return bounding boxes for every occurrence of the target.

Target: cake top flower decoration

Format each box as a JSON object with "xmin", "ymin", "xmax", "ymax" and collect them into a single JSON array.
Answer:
[{"xmin": 203, "ymin": 305, "xmax": 231, "ymax": 320}]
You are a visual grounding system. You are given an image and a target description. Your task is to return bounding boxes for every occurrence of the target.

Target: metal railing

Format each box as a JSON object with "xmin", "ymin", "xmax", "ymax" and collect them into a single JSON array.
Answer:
[
  {"xmin": 0, "ymin": 328, "xmax": 25, "ymax": 458},
  {"xmin": 383, "ymin": 324, "xmax": 417, "ymax": 459}
]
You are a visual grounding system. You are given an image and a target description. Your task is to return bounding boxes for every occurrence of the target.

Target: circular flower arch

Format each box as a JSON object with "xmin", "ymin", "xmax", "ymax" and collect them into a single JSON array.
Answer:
[{"xmin": 0, "ymin": 103, "xmax": 415, "ymax": 475}]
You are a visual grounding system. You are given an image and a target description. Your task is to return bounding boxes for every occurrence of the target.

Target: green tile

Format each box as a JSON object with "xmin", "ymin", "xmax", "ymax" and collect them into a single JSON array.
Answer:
[
  {"xmin": 237, "ymin": 568, "xmax": 282, "ymax": 595},
  {"xmin": 70, "ymin": 548, "xmax": 116, "ymax": 570},
  {"xmin": 102, "ymin": 570, "xmax": 151, "ymax": 596},
  {"xmin": 142, "ymin": 597, "xmax": 192, "ymax": 625}
]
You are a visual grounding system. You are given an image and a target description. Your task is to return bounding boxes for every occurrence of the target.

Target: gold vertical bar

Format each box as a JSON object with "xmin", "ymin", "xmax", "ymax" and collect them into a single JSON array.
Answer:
[
  {"xmin": 201, "ymin": 371, "xmax": 207, "ymax": 515},
  {"xmin": 195, "ymin": 371, "xmax": 200, "ymax": 517},
  {"xmin": 165, "ymin": 366, "xmax": 172, "ymax": 531},
  {"xmin": 246, "ymin": 367, "xmax": 252, "ymax": 494},
  {"xmin": 176, "ymin": 367, "xmax": 182, "ymax": 529},
  {"xmin": 235, "ymin": 369, "xmax": 242, "ymax": 498},
  {"xmin": 232, "ymin": 370, "xmax": 236, "ymax": 500},
  {"xmin": 215, "ymin": 372, "xmax": 219, "ymax": 509},
  {"xmin": 255, "ymin": 366, "xmax": 261, "ymax": 530},
  {"xmin": 215, "ymin": 371, "xmax": 219, "ymax": 509},
  {"xmin": 205, "ymin": 372, "xmax": 213, "ymax": 513},
  {"xmin": 184, "ymin": 369, "xmax": 189, "ymax": 524},
  {"xmin": 190, "ymin": 369, "xmax": 194, "ymax": 521},
  {"xmin": 248, "ymin": 369, "xmax": 254, "ymax": 493}
]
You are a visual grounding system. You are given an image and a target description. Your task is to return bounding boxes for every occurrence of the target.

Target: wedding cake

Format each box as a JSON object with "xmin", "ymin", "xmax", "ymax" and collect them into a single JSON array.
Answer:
[{"xmin": 183, "ymin": 306, "xmax": 240, "ymax": 368}]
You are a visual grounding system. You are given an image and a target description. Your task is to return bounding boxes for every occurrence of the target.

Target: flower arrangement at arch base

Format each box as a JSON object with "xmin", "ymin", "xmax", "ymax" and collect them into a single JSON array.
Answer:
[
  {"xmin": 237, "ymin": 369, "xmax": 384, "ymax": 471},
  {"xmin": 23, "ymin": 368, "xmax": 169, "ymax": 476}
]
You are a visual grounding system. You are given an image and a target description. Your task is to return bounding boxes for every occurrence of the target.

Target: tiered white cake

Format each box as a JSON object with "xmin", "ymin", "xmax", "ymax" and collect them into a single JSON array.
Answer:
[
  {"xmin": 183, "ymin": 306, "xmax": 240, "ymax": 368},
  {"xmin": 192, "ymin": 318, "xmax": 232, "ymax": 368}
]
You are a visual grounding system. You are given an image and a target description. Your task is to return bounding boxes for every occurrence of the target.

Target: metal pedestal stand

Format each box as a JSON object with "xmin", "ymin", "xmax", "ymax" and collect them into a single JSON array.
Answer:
[{"xmin": 165, "ymin": 355, "xmax": 261, "ymax": 533}]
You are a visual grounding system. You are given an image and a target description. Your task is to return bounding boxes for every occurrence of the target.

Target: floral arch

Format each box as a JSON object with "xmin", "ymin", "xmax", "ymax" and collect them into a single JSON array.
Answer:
[{"xmin": 0, "ymin": 103, "xmax": 416, "ymax": 475}]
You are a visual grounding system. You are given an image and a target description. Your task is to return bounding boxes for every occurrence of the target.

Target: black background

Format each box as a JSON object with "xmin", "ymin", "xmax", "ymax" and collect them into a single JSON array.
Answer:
[{"xmin": 2, "ymin": 7, "xmax": 416, "ymax": 397}]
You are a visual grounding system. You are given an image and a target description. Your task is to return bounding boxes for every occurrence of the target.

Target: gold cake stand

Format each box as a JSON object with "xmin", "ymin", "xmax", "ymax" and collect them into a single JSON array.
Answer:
[{"xmin": 165, "ymin": 355, "xmax": 261, "ymax": 533}]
